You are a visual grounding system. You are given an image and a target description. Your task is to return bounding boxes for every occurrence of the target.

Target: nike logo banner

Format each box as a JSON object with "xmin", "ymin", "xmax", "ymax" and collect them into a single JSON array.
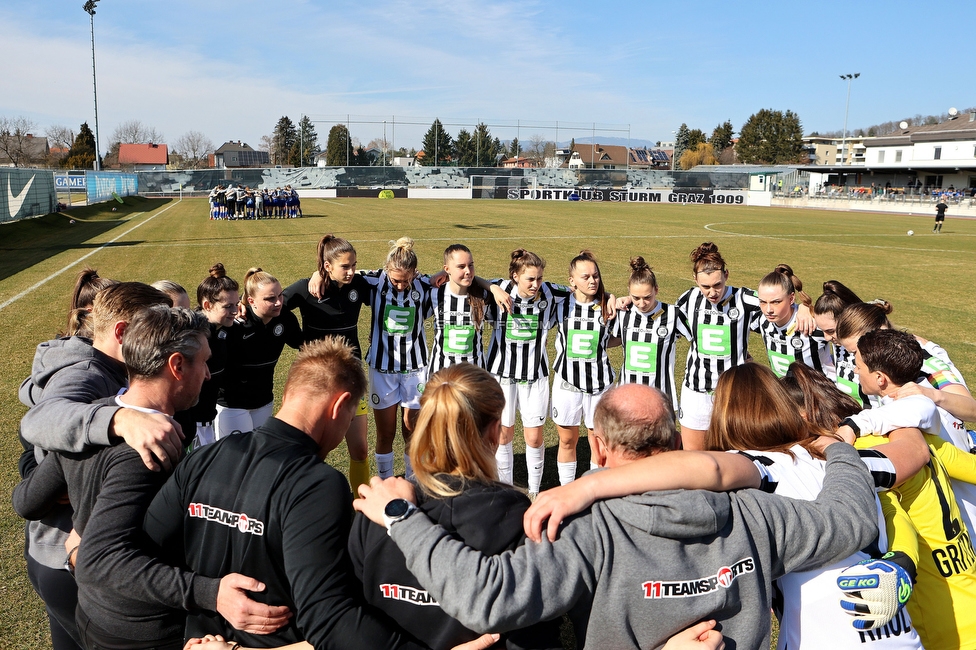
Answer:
[{"xmin": 1, "ymin": 170, "xmax": 56, "ymax": 223}]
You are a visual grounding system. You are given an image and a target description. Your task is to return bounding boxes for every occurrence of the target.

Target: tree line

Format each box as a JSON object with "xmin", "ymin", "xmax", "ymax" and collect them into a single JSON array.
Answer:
[{"xmin": 673, "ymin": 109, "xmax": 805, "ymax": 170}]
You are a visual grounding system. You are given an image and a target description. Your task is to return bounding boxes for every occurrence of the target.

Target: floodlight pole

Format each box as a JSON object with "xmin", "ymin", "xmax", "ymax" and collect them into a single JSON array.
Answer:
[
  {"xmin": 84, "ymin": 0, "xmax": 101, "ymax": 171},
  {"xmin": 839, "ymin": 72, "xmax": 860, "ymax": 166}
]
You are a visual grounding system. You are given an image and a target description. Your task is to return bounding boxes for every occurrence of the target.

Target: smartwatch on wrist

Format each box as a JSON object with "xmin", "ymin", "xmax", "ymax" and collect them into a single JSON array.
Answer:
[{"xmin": 383, "ymin": 498, "xmax": 417, "ymax": 535}]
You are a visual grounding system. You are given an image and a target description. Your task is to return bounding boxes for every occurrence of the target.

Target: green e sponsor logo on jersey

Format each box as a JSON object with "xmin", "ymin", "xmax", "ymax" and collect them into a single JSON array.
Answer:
[
  {"xmin": 444, "ymin": 324, "xmax": 475, "ymax": 355},
  {"xmin": 766, "ymin": 350, "xmax": 795, "ymax": 378},
  {"xmin": 835, "ymin": 377, "xmax": 864, "ymax": 406},
  {"xmin": 567, "ymin": 329, "xmax": 598, "ymax": 360},
  {"xmin": 383, "ymin": 305, "xmax": 416, "ymax": 334},
  {"xmin": 698, "ymin": 324, "xmax": 731, "ymax": 357},
  {"xmin": 506, "ymin": 313, "xmax": 539, "ymax": 341},
  {"xmin": 625, "ymin": 341, "xmax": 658, "ymax": 374}
]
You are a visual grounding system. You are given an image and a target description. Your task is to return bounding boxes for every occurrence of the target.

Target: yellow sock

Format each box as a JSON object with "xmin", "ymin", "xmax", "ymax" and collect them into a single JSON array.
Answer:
[{"xmin": 348, "ymin": 459, "xmax": 371, "ymax": 497}]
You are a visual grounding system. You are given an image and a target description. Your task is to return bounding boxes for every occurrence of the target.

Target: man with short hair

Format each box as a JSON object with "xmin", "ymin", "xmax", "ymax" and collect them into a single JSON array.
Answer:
[
  {"xmin": 15, "ymin": 305, "xmax": 287, "ymax": 650},
  {"xmin": 18, "ymin": 282, "xmax": 180, "ymax": 649},
  {"xmin": 356, "ymin": 382, "xmax": 880, "ymax": 649},
  {"xmin": 145, "ymin": 337, "xmax": 425, "ymax": 649}
]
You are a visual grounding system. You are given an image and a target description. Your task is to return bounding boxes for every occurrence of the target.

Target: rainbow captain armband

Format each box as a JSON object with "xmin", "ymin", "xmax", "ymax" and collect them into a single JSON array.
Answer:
[{"xmin": 837, "ymin": 552, "xmax": 915, "ymax": 630}]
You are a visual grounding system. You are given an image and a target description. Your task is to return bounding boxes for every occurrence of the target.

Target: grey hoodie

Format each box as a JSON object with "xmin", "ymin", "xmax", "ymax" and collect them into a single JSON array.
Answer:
[
  {"xmin": 391, "ymin": 443, "xmax": 878, "ymax": 650},
  {"xmin": 18, "ymin": 336, "xmax": 127, "ymax": 568}
]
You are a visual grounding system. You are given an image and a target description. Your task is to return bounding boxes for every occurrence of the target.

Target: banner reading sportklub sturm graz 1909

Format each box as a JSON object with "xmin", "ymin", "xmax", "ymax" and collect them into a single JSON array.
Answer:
[{"xmin": 487, "ymin": 187, "xmax": 747, "ymax": 204}]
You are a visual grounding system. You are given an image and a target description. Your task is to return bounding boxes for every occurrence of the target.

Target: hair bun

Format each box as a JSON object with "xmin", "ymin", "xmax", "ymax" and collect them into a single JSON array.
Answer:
[{"xmin": 209, "ymin": 263, "xmax": 226, "ymax": 278}]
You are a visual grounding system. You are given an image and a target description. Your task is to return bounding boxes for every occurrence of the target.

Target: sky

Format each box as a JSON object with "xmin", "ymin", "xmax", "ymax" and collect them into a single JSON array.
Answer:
[{"xmin": 2, "ymin": 0, "xmax": 973, "ymax": 155}]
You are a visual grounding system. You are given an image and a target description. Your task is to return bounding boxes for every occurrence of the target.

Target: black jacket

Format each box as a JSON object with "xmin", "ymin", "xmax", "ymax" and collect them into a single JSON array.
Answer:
[
  {"xmin": 13, "ymin": 397, "xmax": 217, "ymax": 645},
  {"xmin": 218, "ymin": 306, "xmax": 302, "ymax": 409},
  {"xmin": 348, "ymin": 478, "xmax": 562, "ymax": 650},
  {"xmin": 176, "ymin": 320, "xmax": 228, "ymax": 430},
  {"xmin": 283, "ymin": 275, "xmax": 369, "ymax": 357},
  {"xmin": 144, "ymin": 417, "xmax": 422, "ymax": 650}
]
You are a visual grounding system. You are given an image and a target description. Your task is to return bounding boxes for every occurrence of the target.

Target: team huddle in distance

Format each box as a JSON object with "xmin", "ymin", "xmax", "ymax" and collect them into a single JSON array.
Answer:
[{"xmin": 13, "ymin": 232, "xmax": 976, "ymax": 650}]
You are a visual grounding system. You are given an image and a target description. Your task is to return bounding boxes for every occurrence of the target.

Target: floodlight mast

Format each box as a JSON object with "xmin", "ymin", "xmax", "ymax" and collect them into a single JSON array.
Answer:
[
  {"xmin": 84, "ymin": 0, "xmax": 101, "ymax": 171},
  {"xmin": 839, "ymin": 72, "xmax": 860, "ymax": 167}
]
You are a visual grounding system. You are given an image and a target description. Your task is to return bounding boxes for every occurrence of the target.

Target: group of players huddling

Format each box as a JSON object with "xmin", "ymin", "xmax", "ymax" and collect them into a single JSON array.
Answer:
[
  {"xmin": 13, "ymin": 230, "xmax": 976, "ymax": 650},
  {"xmin": 208, "ymin": 184, "xmax": 302, "ymax": 220}
]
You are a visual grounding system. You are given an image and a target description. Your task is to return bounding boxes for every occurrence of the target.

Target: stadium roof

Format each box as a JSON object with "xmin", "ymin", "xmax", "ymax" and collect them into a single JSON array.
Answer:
[
  {"xmin": 687, "ymin": 164, "xmax": 800, "ymax": 175},
  {"xmin": 119, "ymin": 143, "xmax": 168, "ymax": 165},
  {"xmin": 867, "ymin": 113, "xmax": 976, "ymax": 147}
]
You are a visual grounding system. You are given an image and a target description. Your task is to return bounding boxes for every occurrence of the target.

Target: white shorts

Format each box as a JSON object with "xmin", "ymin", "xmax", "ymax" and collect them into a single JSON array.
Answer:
[
  {"xmin": 551, "ymin": 380, "xmax": 606, "ymax": 430},
  {"xmin": 497, "ymin": 377, "xmax": 549, "ymax": 429},
  {"xmin": 214, "ymin": 402, "xmax": 274, "ymax": 439},
  {"xmin": 678, "ymin": 388, "xmax": 714, "ymax": 431},
  {"xmin": 370, "ymin": 368, "xmax": 425, "ymax": 410}
]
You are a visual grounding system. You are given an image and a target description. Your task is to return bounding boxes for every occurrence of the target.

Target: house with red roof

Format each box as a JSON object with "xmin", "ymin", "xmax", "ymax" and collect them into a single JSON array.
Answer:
[{"xmin": 118, "ymin": 143, "xmax": 168, "ymax": 171}]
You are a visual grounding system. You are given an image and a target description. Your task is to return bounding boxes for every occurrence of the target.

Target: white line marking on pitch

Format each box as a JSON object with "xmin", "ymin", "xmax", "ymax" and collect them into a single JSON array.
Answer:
[
  {"xmin": 0, "ymin": 200, "xmax": 181, "ymax": 312},
  {"xmin": 703, "ymin": 222, "xmax": 973, "ymax": 253}
]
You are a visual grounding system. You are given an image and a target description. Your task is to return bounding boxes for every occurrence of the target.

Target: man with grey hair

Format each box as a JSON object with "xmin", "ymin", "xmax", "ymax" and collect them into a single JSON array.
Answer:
[
  {"xmin": 356, "ymin": 382, "xmax": 881, "ymax": 649},
  {"xmin": 589, "ymin": 383, "xmax": 679, "ymax": 467},
  {"xmin": 14, "ymin": 305, "xmax": 289, "ymax": 650}
]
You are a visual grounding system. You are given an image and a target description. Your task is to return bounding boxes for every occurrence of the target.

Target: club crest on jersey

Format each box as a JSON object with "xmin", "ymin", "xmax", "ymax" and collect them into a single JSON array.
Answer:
[
  {"xmin": 218, "ymin": 330, "xmax": 227, "ymax": 340},
  {"xmin": 410, "ymin": 290, "xmax": 421, "ymax": 301},
  {"xmin": 656, "ymin": 326, "xmax": 669, "ymax": 337},
  {"xmin": 597, "ymin": 316, "xmax": 605, "ymax": 325},
  {"xmin": 418, "ymin": 382, "xmax": 425, "ymax": 394},
  {"xmin": 348, "ymin": 289, "xmax": 359, "ymax": 302},
  {"xmin": 642, "ymin": 557, "xmax": 754, "ymax": 599},
  {"xmin": 727, "ymin": 308, "xmax": 740, "ymax": 320},
  {"xmin": 273, "ymin": 324, "xmax": 284, "ymax": 336},
  {"xmin": 790, "ymin": 336, "xmax": 804, "ymax": 349},
  {"xmin": 537, "ymin": 300, "xmax": 548, "ymax": 310}
]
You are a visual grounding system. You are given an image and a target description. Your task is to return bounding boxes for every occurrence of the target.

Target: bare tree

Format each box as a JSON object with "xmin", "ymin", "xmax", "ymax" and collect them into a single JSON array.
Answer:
[
  {"xmin": 173, "ymin": 130, "xmax": 214, "ymax": 169},
  {"xmin": 527, "ymin": 134, "xmax": 552, "ymax": 166},
  {"xmin": 0, "ymin": 116, "xmax": 42, "ymax": 166},
  {"xmin": 45, "ymin": 124, "xmax": 76, "ymax": 151},
  {"xmin": 110, "ymin": 119, "xmax": 164, "ymax": 145},
  {"xmin": 257, "ymin": 134, "xmax": 273, "ymax": 152}
]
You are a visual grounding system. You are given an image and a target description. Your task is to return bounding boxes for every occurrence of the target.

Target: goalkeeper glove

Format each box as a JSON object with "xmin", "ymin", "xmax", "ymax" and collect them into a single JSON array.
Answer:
[{"xmin": 837, "ymin": 552, "xmax": 915, "ymax": 630}]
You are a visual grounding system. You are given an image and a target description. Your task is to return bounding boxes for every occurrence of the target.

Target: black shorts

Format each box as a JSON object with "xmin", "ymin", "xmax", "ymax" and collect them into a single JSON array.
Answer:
[{"xmin": 936, "ymin": 215, "xmax": 946, "ymax": 222}]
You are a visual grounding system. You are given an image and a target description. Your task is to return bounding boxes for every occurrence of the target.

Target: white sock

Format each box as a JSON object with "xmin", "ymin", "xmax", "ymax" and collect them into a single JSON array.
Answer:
[
  {"xmin": 557, "ymin": 461, "xmax": 577, "ymax": 486},
  {"xmin": 376, "ymin": 452, "xmax": 394, "ymax": 479},
  {"xmin": 403, "ymin": 453, "xmax": 414, "ymax": 479},
  {"xmin": 525, "ymin": 444, "xmax": 545, "ymax": 493},
  {"xmin": 495, "ymin": 442, "xmax": 514, "ymax": 485}
]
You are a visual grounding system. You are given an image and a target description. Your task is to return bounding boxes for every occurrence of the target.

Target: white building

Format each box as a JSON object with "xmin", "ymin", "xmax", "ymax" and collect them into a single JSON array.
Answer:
[{"xmin": 863, "ymin": 112, "xmax": 976, "ymax": 189}]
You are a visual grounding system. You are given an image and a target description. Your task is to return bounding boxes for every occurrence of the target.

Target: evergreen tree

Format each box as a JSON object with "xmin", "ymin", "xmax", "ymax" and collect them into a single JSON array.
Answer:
[
  {"xmin": 473, "ymin": 123, "xmax": 497, "ymax": 167},
  {"xmin": 708, "ymin": 120, "xmax": 734, "ymax": 153},
  {"xmin": 687, "ymin": 129, "xmax": 706, "ymax": 149},
  {"xmin": 737, "ymin": 109, "xmax": 805, "ymax": 164},
  {"xmin": 420, "ymin": 119, "xmax": 452, "ymax": 166},
  {"xmin": 454, "ymin": 128, "xmax": 475, "ymax": 166},
  {"xmin": 271, "ymin": 116, "xmax": 297, "ymax": 165},
  {"xmin": 509, "ymin": 136, "xmax": 521, "ymax": 159},
  {"xmin": 673, "ymin": 124, "xmax": 690, "ymax": 168},
  {"xmin": 291, "ymin": 116, "xmax": 318, "ymax": 166},
  {"xmin": 66, "ymin": 122, "xmax": 97, "ymax": 170},
  {"xmin": 325, "ymin": 124, "xmax": 353, "ymax": 166},
  {"xmin": 491, "ymin": 137, "xmax": 502, "ymax": 166}
]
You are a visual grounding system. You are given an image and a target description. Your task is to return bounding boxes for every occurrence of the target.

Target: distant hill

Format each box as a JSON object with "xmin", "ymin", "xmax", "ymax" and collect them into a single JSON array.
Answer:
[{"xmin": 499, "ymin": 136, "xmax": 661, "ymax": 149}]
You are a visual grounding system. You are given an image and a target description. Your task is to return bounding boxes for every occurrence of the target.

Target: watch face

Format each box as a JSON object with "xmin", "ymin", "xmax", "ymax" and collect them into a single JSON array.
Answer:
[{"xmin": 385, "ymin": 498, "xmax": 410, "ymax": 518}]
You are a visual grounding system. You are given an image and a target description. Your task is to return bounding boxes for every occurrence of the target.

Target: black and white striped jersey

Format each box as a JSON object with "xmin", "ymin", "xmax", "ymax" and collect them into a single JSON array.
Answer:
[
  {"xmin": 485, "ymin": 281, "xmax": 571, "ymax": 381},
  {"xmin": 740, "ymin": 446, "xmax": 897, "ymax": 496},
  {"xmin": 833, "ymin": 344, "xmax": 878, "ymax": 408},
  {"xmin": 612, "ymin": 302, "xmax": 691, "ymax": 408},
  {"xmin": 363, "ymin": 271, "xmax": 433, "ymax": 372},
  {"xmin": 675, "ymin": 286, "xmax": 760, "ymax": 393},
  {"xmin": 750, "ymin": 308, "xmax": 834, "ymax": 379},
  {"xmin": 428, "ymin": 285, "xmax": 487, "ymax": 372},
  {"xmin": 552, "ymin": 295, "xmax": 615, "ymax": 393}
]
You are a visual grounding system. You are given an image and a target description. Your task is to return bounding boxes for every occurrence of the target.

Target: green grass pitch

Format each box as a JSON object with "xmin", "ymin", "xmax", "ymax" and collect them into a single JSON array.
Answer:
[{"xmin": 1, "ymin": 196, "xmax": 972, "ymax": 647}]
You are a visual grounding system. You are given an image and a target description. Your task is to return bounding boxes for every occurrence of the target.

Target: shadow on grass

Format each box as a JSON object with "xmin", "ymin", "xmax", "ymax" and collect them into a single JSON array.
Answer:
[{"xmin": 0, "ymin": 197, "xmax": 169, "ymax": 282}]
